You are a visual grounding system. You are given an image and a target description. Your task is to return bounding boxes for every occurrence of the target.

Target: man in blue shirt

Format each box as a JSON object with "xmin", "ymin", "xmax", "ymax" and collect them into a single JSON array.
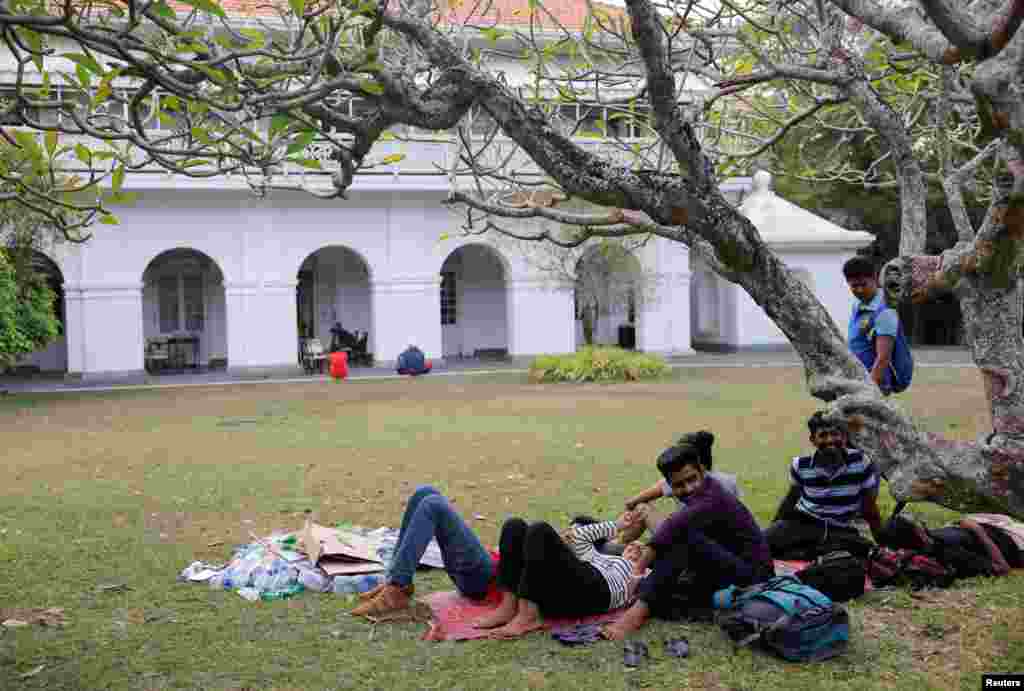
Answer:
[
  {"xmin": 396, "ymin": 341, "xmax": 432, "ymax": 376},
  {"xmin": 843, "ymin": 256, "xmax": 912, "ymax": 395}
]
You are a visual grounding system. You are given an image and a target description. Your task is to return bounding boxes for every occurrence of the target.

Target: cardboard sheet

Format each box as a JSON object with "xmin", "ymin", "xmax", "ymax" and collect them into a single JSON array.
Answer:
[{"xmin": 303, "ymin": 520, "xmax": 384, "ymax": 568}]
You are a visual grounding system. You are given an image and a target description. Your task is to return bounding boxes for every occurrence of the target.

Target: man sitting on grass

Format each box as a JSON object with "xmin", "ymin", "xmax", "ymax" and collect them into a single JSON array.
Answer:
[
  {"xmin": 613, "ymin": 431, "xmax": 740, "ymax": 551},
  {"xmin": 763, "ymin": 412, "xmax": 882, "ymax": 560},
  {"xmin": 601, "ymin": 439, "xmax": 773, "ymax": 640},
  {"xmin": 396, "ymin": 341, "xmax": 432, "ymax": 376}
]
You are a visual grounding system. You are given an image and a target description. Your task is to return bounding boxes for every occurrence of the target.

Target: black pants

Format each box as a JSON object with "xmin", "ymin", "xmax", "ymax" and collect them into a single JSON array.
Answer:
[
  {"xmin": 764, "ymin": 512, "xmax": 867, "ymax": 560},
  {"xmin": 636, "ymin": 526, "xmax": 770, "ymax": 616},
  {"xmin": 497, "ymin": 519, "xmax": 611, "ymax": 618}
]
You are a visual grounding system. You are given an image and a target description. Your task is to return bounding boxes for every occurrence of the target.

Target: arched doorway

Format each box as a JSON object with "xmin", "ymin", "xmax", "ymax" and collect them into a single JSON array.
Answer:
[
  {"xmin": 296, "ymin": 246, "xmax": 372, "ymax": 357},
  {"xmin": 439, "ymin": 244, "xmax": 509, "ymax": 359},
  {"xmin": 574, "ymin": 244, "xmax": 642, "ymax": 349},
  {"xmin": 10, "ymin": 250, "xmax": 66, "ymax": 373},
  {"xmin": 142, "ymin": 248, "xmax": 227, "ymax": 371}
]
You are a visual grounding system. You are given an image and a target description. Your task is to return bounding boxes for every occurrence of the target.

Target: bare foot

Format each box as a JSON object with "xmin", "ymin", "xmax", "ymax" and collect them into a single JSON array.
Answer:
[
  {"xmin": 600, "ymin": 622, "xmax": 629, "ymax": 641},
  {"xmin": 488, "ymin": 613, "xmax": 544, "ymax": 639},
  {"xmin": 472, "ymin": 593, "xmax": 517, "ymax": 629},
  {"xmin": 601, "ymin": 601, "xmax": 650, "ymax": 641}
]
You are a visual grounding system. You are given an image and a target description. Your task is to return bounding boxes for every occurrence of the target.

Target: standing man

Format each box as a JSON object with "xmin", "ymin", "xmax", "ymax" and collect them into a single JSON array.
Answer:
[
  {"xmin": 763, "ymin": 412, "xmax": 883, "ymax": 560},
  {"xmin": 843, "ymin": 256, "xmax": 913, "ymax": 395}
]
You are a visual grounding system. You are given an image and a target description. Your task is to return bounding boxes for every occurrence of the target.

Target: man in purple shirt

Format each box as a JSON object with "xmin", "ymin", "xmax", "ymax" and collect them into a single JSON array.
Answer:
[{"xmin": 602, "ymin": 441, "xmax": 773, "ymax": 640}]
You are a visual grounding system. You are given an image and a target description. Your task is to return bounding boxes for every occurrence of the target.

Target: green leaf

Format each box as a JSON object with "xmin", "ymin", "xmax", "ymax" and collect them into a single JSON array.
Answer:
[
  {"xmin": 381, "ymin": 153, "xmax": 405, "ymax": 165},
  {"xmin": 358, "ymin": 79, "xmax": 384, "ymax": 96},
  {"xmin": 287, "ymin": 157, "xmax": 322, "ymax": 169},
  {"xmin": 151, "ymin": 0, "xmax": 176, "ymax": 17},
  {"xmin": 239, "ymin": 29, "xmax": 266, "ymax": 49},
  {"xmin": 106, "ymin": 191, "xmax": 139, "ymax": 205},
  {"xmin": 99, "ymin": 214, "xmax": 120, "ymax": 225},
  {"xmin": 13, "ymin": 131, "xmax": 42, "ymax": 161},
  {"xmin": 45, "ymin": 130, "xmax": 58, "ymax": 156},
  {"xmin": 270, "ymin": 113, "xmax": 293, "ymax": 136},
  {"xmin": 191, "ymin": 64, "xmax": 229, "ymax": 84},
  {"xmin": 481, "ymin": 27, "xmax": 506, "ymax": 43},
  {"xmin": 76, "ymin": 64, "xmax": 92, "ymax": 88},
  {"xmin": 191, "ymin": 127, "xmax": 211, "ymax": 144},
  {"xmin": 288, "ymin": 0, "xmax": 306, "ymax": 17},
  {"xmin": 63, "ymin": 52, "xmax": 104, "ymax": 76},
  {"xmin": 286, "ymin": 130, "xmax": 316, "ymax": 156},
  {"xmin": 181, "ymin": 159, "xmax": 209, "ymax": 168},
  {"xmin": 157, "ymin": 112, "xmax": 179, "ymax": 129},
  {"xmin": 177, "ymin": 0, "xmax": 226, "ymax": 18},
  {"xmin": 111, "ymin": 164, "xmax": 125, "ymax": 193},
  {"xmin": 74, "ymin": 143, "xmax": 92, "ymax": 164},
  {"xmin": 17, "ymin": 29, "xmax": 44, "ymax": 72}
]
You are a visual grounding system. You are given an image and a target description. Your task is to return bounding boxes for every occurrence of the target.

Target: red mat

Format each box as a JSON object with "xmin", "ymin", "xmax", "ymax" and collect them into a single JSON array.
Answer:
[
  {"xmin": 419, "ymin": 591, "xmax": 627, "ymax": 642},
  {"xmin": 419, "ymin": 560, "xmax": 871, "ymax": 642}
]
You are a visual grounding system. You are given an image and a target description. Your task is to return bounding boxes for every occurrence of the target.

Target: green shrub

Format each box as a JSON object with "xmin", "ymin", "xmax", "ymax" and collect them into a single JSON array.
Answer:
[{"xmin": 528, "ymin": 347, "xmax": 668, "ymax": 383}]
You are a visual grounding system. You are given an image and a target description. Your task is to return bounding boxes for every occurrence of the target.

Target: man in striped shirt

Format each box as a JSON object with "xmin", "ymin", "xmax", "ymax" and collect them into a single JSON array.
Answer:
[{"xmin": 764, "ymin": 412, "xmax": 884, "ymax": 559}]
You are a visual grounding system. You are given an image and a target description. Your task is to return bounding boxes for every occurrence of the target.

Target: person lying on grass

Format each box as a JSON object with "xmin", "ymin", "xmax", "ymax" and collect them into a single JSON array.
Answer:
[
  {"xmin": 351, "ymin": 485, "xmax": 494, "ymax": 619},
  {"xmin": 600, "ymin": 440, "xmax": 774, "ymax": 641},
  {"xmin": 612, "ymin": 431, "xmax": 740, "ymax": 551},
  {"xmin": 879, "ymin": 514, "xmax": 1024, "ymax": 577},
  {"xmin": 350, "ymin": 486, "xmax": 647, "ymax": 625},
  {"xmin": 472, "ymin": 512, "xmax": 649, "ymax": 639}
]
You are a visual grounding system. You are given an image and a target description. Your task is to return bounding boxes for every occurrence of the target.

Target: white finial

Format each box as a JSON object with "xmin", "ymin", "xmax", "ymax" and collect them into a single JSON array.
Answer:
[{"xmin": 752, "ymin": 170, "xmax": 773, "ymax": 193}]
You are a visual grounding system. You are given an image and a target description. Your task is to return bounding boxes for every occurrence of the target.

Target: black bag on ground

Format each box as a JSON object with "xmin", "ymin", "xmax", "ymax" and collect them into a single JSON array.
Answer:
[{"xmin": 795, "ymin": 551, "xmax": 866, "ymax": 602}]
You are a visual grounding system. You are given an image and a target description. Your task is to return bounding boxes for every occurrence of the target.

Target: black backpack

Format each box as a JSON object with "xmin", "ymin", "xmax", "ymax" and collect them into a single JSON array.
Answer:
[{"xmin": 795, "ymin": 551, "xmax": 866, "ymax": 602}]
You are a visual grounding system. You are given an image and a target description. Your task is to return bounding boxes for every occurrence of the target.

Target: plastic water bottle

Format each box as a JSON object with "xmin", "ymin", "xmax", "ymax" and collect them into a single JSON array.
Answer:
[
  {"xmin": 299, "ymin": 569, "xmax": 330, "ymax": 593},
  {"xmin": 250, "ymin": 566, "xmax": 270, "ymax": 592},
  {"xmin": 332, "ymin": 573, "xmax": 385, "ymax": 595},
  {"xmin": 261, "ymin": 583, "xmax": 304, "ymax": 601}
]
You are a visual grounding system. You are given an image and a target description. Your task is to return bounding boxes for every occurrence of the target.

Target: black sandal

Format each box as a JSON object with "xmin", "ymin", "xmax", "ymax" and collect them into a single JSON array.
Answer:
[{"xmin": 623, "ymin": 640, "xmax": 649, "ymax": 668}]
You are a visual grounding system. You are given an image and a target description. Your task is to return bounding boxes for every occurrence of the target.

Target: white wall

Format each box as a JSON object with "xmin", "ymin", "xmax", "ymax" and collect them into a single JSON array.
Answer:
[
  {"xmin": 698, "ymin": 250, "xmax": 861, "ymax": 350},
  {"xmin": 51, "ymin": 182, "xmax": 714, "ymax": 374}
]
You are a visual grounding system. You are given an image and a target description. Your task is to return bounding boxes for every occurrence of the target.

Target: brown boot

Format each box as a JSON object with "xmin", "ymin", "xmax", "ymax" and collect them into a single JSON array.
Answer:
[
  {"xmin": 350, "ymin": 583, "xmax": 414, "ymax": 619},
  {"xmin": 357, "ymin": 581, "xmax": 397, "ymax": 602}
]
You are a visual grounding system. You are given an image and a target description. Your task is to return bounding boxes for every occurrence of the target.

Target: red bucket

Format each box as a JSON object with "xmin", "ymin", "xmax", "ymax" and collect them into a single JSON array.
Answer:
[{"xmin": 329, "ymin": 351, "xmax": 349, "ymax": 380}]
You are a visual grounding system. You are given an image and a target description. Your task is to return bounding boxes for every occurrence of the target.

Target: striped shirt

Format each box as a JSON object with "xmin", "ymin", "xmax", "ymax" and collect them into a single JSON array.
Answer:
[
  {"xmin": 566, "ymin": 521, "xmax": 636, "ymax": 610},
  {"xmin": 791, "ymin": 449, "xmax": 879, "ymax": 527}
]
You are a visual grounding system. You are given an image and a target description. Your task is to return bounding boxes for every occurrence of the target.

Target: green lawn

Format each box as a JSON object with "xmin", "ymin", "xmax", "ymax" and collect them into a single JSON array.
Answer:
[{"xmin": 0, "ymin": 367, "xmax": 1020, "ymax": 691}]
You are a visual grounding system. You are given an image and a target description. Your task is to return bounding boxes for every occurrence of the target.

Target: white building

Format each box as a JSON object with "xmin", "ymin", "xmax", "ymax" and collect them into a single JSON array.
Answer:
[
  {"xmin": 7, "ymin": 5, "xmax": 870, "ymax": 378},
  {"xmin": 691, "ymin": 171, "xmax": 873, "ymax": 351}
]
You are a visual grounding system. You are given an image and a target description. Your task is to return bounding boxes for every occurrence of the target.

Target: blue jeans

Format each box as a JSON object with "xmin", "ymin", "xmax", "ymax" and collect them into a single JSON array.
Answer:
[{"xmin": 388, "ymin": 486, "xmax": 493, "ymax": 598}]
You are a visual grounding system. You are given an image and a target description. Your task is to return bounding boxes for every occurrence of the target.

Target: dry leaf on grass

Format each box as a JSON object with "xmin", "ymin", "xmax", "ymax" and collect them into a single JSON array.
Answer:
[{"xmin": 0, "ymin": 607, "xmax": 67, "ymax": 627}]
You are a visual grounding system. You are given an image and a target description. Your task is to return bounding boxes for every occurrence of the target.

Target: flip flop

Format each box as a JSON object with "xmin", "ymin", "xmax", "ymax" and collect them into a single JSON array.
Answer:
[
  {"xmin": 665, "ymin": 637, "xmax": 690, "ymax": 659},
  {"xmin": 623, "ymin": 640, "xmax": 649, "ymax": 668},
  {"xmin": 551, "ymin": 623, "xmax": 602, "ymax": 646}
]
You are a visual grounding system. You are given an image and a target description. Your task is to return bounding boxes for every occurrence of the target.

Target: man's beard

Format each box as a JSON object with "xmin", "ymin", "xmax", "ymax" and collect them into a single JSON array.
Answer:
[{"xmin": 814, "ymin": 446, "xmax": 846, "ymax": 468}]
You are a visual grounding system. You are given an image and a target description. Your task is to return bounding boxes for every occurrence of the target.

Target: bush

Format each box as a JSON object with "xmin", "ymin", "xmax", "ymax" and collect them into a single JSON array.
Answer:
[{"xmin": 528, "ymin": 347, "xmax": 668, "ymax": 383}]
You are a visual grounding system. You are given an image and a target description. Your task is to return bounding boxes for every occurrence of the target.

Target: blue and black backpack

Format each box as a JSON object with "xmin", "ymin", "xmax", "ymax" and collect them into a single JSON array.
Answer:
[
  {"xmin": 712, "ymin": 575, "xmax": 850, "ymax": 662},
  {"xmin": 853, "ymin": 300, "xmax": 914, "ymax": 393}
]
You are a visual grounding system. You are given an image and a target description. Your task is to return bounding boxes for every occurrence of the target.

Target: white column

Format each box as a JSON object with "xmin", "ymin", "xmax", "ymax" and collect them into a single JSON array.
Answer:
[
  {"xmin": 64, "ymin": 285, "xmax": 86, "ymax": 377},
  {"xmin": 225, "ymin": 280, "xmax": 298, "ymax": 371},
  {"xmin": 224, "ymin": 281, "xmax": 258, "ymax": 370},
  {"xmin": 371, "ymin": 276, "xmax": 442, "ymax": 365},
  {"xmin": 638, "ymin": 242, "xmax": 695, "ymax": 356},
  {"xmin": 507, "ymin": 278, "xmax": 575, "ymax": 357},
  {"xmin": 63, "ymin": 282, "xmax": 144, "ymax": 376}
]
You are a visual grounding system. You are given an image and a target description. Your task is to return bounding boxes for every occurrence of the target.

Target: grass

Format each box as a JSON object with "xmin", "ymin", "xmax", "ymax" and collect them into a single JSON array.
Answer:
[{"xmin": 0, "ymin": 366, "xmax": 1020, "ymax": 691}]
